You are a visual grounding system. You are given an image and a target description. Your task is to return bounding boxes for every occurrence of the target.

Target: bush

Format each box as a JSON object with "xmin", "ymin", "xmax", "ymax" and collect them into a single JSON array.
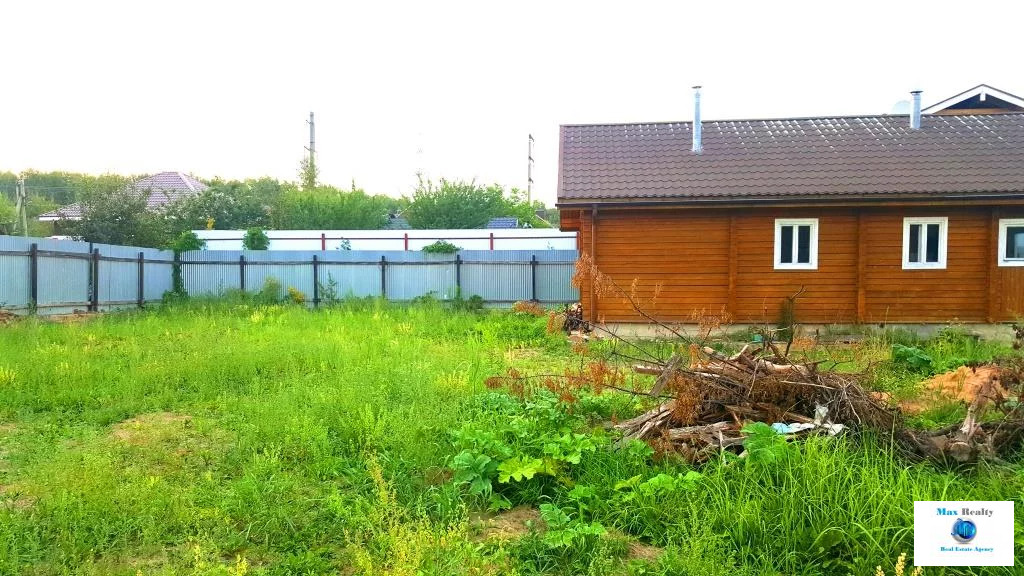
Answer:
[
  {"xmin": 287, "ymin": 287, "xmax": 306, "ymax": 305},
  {"xmin": 421, "ymin": 240, "xmax": 459, "ymax": 254},
  {"xmin": 452, "ymin": 291, "xmax": 485, "ymax": 312},
  {"xmin": 243, "ymin": 227, "xmax": 270, "ymax": 250},
  {"xmin": 258, "ymin": 277, "xmax": 283, "ymax": 302},
  {"xmin": 168, "ymin": 230, "xmax": 206, "ymax": 253}
]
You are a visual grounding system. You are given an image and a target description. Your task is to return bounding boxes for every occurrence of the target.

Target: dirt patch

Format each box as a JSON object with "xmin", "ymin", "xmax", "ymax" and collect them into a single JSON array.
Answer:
[
  {"xmin": 423, "ymin": 466, "xmax": 452, "ymax": 486},
  {"xmin": 627, "ymin": 541, "xmax": 663, "ymax": 562},
  {"xmin": 0, "ymin": 310, "xmax": 19, "ymax": 325},
  {"xmin": 902, "ymin": 365, "xmax": 1010, "ymax": 414},
  {"xmin": 48, "ymin": 311, "xmax": 102, "ymax": 324},
  {"xmin": 505, "ymin": 348, "xmax": 543, "ymax": 362},
  {"xmin": 471, "ymin": 507, "xmax": 541, "ymax": 541},
  {"xmin": 111, "ymin": 412, "xmax": 192, "ymax": 446},
  {"xmin": 0, "ymin": 483, "xmax": 34, "ymax": 511}
]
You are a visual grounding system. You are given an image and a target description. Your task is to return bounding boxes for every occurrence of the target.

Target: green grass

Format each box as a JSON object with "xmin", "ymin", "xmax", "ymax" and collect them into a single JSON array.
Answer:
[{"xmin": 0, "ymin": 301, "xmax": 1021, "ymax": 575}]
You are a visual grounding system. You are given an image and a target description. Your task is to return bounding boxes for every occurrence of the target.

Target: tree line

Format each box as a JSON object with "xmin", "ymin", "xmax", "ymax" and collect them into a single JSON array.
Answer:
[{"xmin": 0, "ymin": 171, "xmax": 554, "ymax": 248}]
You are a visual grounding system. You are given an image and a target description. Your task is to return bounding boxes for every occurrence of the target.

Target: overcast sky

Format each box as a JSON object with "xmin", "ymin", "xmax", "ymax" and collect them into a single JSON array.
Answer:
[{"xmin": 2, "ymin": 1, "xmax": 1022, "ymax": 207}]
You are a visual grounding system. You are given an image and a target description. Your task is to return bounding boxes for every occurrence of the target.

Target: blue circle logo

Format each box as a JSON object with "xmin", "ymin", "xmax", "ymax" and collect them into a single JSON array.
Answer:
[{"xmin": 951, "ymin": 518, "xmax": 977, "ymax": 543}]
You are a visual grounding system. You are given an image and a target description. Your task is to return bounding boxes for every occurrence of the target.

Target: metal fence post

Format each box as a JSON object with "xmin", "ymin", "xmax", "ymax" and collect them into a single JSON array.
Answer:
[
  {"xmin": 29, "ymin": 243, "xmax": 38, "ymax": 313},
  {"xmin": 90, "ymin": 249, "xmax": 100, "ymax": 311},
  {"xmin": 380, "ymin": 255, "xmax": 387, "ymax": 299},
  {"xmin": 531, "ymin": 254, "xmax": 538, "ymax": 302},
  {"xmin": 239, "ymin": 254, "xmax": 247, "ymax": 292},
  {"xmin": 455, "ymin": 253, "xmax": 462, "ymax": 296},
  {"xmin": 137, "ymin": 251, "xmax": 145, "ymax": 308},
  {"xmin": 312, "ymin": 254, "xmax": 320, "ymax": 307}
]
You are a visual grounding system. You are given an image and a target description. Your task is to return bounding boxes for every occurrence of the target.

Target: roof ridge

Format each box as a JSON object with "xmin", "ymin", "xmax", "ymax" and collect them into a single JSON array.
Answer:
[
  {"xmin": 177, "ymin": 171, "xmax": 196, "ymax": 192},
  {"xmin": 560, "ymin": 111, "xmax": 1024, "ymax": 129}
]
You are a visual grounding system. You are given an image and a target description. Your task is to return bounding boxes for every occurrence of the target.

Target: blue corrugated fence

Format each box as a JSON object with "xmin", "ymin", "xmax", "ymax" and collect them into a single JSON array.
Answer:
[
  {"xmin": 1, "ymin": 235, "xmax": 579, "ymax": 314},
  {"xmin": 180, "ymin": 249, "xmax": 579, "ymax": 305}
]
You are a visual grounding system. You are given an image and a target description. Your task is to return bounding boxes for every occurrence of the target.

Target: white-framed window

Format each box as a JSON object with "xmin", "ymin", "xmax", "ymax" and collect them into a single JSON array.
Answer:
[
  {"xmin": 902, "ymin": 217, "xmax": 947, "ymax": 269},
  {"xmin": 774, "ymin": 218, "xmax": 818, "ymax": 270},
  {"xmin": 998, "ymin": 219, "xmax": 1024, "ymax": 267}
]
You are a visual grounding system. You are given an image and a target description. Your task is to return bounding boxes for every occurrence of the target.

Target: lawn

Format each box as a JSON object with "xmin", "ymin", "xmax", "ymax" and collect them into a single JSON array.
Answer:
[{"xmin": 0, "ymin": 300, "xmax": 1021, "ymax": 575}]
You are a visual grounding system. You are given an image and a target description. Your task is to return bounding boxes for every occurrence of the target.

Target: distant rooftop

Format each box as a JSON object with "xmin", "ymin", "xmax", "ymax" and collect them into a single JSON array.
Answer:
[
  {"xmin": 486, "ymin": 217, "xmax": 520, "ymax": 229},
  {"xmin": 38, "ymin": 171, "xmax": 208, "ymax": 221}
]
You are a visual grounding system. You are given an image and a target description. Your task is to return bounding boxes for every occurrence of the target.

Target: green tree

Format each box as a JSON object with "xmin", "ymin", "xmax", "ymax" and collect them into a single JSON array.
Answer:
[
  {"xmin": 298, "ymin": 156, "xmax": 318, "ymax": 190},
  {"xmin": 165, "ymin": 178, "xmax": 286, "ymax": 234},
  {"xmin": 403, "ymin": 178, "xmax": 550, "ymax": 229},
  {"xmin": 243, "ymin": 227, "xmax": 270, "ymax": 250},
  {"xmin": 0, "ymin": 195, "xmax": 15, "ymax": 234},
  {"xmin": 271, "ymin": 186, "xmax": 395, "ymax": 229},
  {"xmin": 0, "ymin": 172, "xmax": 16, "ymax": 202},
  {"xmin": 65, "ymin": 175, "xmax": 169, "ymax": 247}
]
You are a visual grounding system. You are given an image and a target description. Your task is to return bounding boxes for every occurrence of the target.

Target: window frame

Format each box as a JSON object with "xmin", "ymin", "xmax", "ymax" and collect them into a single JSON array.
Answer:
[
  {"xmin": 901, "ymin": 217, "xmax": 948, "ymax": 270},
  {"xmin": 998, "ymin": 218, "xmax": 1024, "ymax": 267},
  {"xmin": 773, "ymin": 218, "xmax": 819, "ymax": 270}
]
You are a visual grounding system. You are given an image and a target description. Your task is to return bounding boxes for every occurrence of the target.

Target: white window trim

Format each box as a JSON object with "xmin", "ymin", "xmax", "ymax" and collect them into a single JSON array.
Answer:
[
  {"xmin": 902, "ymin": 217, "xmax": 948, "ymax": 270},
  {"xmin": 998, "ymin": 218, "xmax": 1024, "ymax": 267},
  {"xmin": 774, "ymin": 218, "xmax": 818, "ymax": 270}
]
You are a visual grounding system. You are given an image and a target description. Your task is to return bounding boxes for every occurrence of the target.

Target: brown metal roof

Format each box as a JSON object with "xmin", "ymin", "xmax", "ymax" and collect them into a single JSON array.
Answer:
[{"xmin": 557, "ymin": 113, "xmax": 1024, "ymax": 205}]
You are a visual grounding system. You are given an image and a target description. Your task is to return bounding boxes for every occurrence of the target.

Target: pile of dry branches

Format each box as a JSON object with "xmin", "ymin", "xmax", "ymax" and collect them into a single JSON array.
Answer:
[
  {"xmin": 615, "ymin": 340, "xmax": 900, "ymax": 463},
  {"xmin": 598, "ymin": 329, "xmax": 1024, "ymax": 465}
]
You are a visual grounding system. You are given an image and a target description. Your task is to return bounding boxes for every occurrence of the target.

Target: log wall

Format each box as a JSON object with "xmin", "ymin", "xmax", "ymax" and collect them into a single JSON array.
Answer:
[{"xmin": 561, "ymin": 206, "xmax": 1024, "ymax": 324}]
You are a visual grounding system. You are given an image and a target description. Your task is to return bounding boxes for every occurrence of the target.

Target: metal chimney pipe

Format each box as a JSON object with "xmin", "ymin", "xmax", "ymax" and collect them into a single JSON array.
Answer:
[
  {"xmin": 692, "ymin": 85, "xmax": 703, "ymax": 153},
  {"xmin": 910, "ymin": 90, "xmax": 922, "ymax": 130}
]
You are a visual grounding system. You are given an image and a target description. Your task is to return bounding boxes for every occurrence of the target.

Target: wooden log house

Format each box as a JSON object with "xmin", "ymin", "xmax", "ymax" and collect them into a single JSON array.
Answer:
[{"xmin": 557, "ymin": 85, "xmax": 1024, "ymax": 324}]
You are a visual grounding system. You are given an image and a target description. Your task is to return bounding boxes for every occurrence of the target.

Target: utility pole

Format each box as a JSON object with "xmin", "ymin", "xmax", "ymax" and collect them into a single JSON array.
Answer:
[
  {"xmin": 305, "ymin": 111, "xmax": 316, "ymax": 184},
  {"xmin": 527, "ymin": 134, "xmax": 534, "ymax": 204},
  {"xmin": 14, "ymin": 176, "xmax": 28, "ymax": 237}
]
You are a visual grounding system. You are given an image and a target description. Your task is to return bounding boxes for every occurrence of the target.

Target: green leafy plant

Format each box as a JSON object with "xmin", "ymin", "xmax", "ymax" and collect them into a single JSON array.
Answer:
[
  {"xmin": 891, "ymin": 344, "xmax": 933, "ymax": 374},
  {"xmin": 451, "ymin": 450, "xmax": 498, "ymax": 497},
  {"xmin": 497, "ymin": 456, "xmax": 544, "ymax": 483},
  {"xmin": 740, "ymin": 422, "xmax": 794, "ymax": 466},
  {"xmin": 242, "ymin": 227, "xmax": 270, "ymax": 250},
  {"xmin": 539, "ymin": 503, "xmax": 606, "ymax": 548},
  {"xmin": 613, "ymin": 471, "xmax": 702, "ymax": 504},
  {"xmin": 421, "ymin": 240, "xmax": 459, "ymax": 254}
]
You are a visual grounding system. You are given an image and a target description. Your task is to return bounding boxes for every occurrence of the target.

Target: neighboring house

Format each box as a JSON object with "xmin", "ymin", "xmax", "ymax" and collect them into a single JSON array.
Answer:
[
  {"xmin": 557, "ymin": 86, "xmax": 1024, "ymax": 324},
  {"xmin": 37, "ymin": 171, "xmax": 207, "ymax": 222}
]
